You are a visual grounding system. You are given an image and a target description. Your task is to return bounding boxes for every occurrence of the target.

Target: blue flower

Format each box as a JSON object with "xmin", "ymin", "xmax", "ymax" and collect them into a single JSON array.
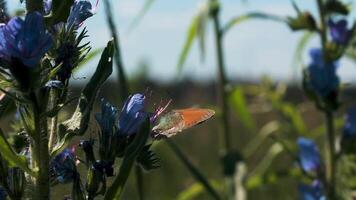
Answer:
[
  {"xmin": 118, "ymin": 93, "xmax": 148, "ymax": 136},
  {"xmin": 297, "ymin": 137, "xmax": 321, "ymax": 172},
  {"xmin": 0, "ymin": 186, "xmax": 6, "ymax": 200},
  {"xmin": 306, "ymin": 48, "xmax": 339, "ymax": 97},
  {"xmin": 44, "ymin": 0, "xmax": 52, "ymax": 15},
  {"xmin": 299, "ymin": 181, "xmax": 325, "ymax": 200},
  {"xmin": 67, "ymin": 0, "xmax": 96, "ymax": 29},
  {"xmin": 328, "ymin": 19, "xmax": 352, "ymax": 45},
  {"xmin": 0, "ymin": 12, "xmax": 52, "ymax": 67},
  {"xmin": 95, "ymin": 99, "xmax": 118, "ymax": 136},
  {"xmin": 343, "ymin": 107, "xmax": 356, "ymax": 138},
  {"xmin": 50, "ymin": 148, "xmax": 77, "ymax": 183}
]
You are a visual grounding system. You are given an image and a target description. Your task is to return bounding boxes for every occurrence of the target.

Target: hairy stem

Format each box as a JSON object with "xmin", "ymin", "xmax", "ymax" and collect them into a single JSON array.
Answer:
[
  {"xmin": 325, "ymin": 111, "xmax": 336, "ymax": 199},
  {"xmin": 30, "ymin": 93, "xmax": 50, "ymax": 200},
  {"xmin": 316, "ymin": 0, "xmax": 337, "ymax": 198},
  {"xmin": 48, "ymin": 89, "xmax": 58, "ymax": 151}
]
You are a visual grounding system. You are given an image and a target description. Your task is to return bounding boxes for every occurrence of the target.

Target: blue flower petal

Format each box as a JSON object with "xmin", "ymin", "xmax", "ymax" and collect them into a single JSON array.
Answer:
[
  {"xmin": 67, "ymin": 0, "xmax": 95, "ymax": 29},
  {"xmin": 118, "ymin": 93, "xmax": 148, "ymax": 136},
  {"xmin": 307, "ymin": 48, "xmax": 339, "ymax": 97},
  {"xmin": 299, "ymin": 180, "xmax": 325, "ymax": 200},
  {"xmin": 0, "ymin": 12, "xmax": 52, "ymax": 68},
  {"xmin": 297, "ymin": 137, "xmax": 321, "ymax": 172},
  {"xmin": 328, "ymin": 19, "xmax": 352, "ymax": 45}
]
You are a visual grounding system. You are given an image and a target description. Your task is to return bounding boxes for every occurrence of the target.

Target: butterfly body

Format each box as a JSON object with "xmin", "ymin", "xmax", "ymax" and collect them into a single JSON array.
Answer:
[{"xmin": 152, "ymin": 108, "xmax": 215, "ymax": 138}]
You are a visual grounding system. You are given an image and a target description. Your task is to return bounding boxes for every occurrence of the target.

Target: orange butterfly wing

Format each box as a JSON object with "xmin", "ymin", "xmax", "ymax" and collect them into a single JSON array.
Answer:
[{"xmin": 175, "ymin": 108, "xmax": 215, "ymax": 130}]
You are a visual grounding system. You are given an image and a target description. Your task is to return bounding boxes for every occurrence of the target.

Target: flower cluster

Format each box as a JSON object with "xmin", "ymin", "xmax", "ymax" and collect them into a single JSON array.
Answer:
[
  {"xmin": 297, "ymin": 137, "xmax": 325, "ymax": 199},
  {"xmin": 50, "ymin": 147, "xmax": 78, "ymax": 184},
  {"xmin": 304, "ymin": 18, "xmax": 352, "ymax": 111}
]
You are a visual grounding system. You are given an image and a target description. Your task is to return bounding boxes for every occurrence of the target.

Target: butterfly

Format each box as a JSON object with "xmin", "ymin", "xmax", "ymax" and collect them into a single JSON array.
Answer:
[{"xmin": 152, "ymin": 108, "xmax": 215, "ymax": 139}]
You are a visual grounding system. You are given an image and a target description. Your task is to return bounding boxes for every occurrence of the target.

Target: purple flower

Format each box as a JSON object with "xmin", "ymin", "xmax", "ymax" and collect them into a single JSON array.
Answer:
[
  {"xmin": 67, "ymin": 0, "xmax": 96, "ymax": 29},
  {"xmin": 0, "ymin": 12, "xmax": 52, "ymax": 67},
  {"xmin": 306, "ymin": 48, "xmax": 339, "ymax": 97},
  {"xmin": 297, "ymin": 137, "xmax": 321, "ymax": 172},
  {"xmin": 44, "ymin": 0, "xmax": 52, "ymax": 15},
  {"xmin": 343, "ymin": 107, "xmax": 356, "ymax": 138},
  {"xmin": 299, "ymin": 180, "xmax": 325, "ymax": 200},
  {"xmin": 118, "ymin": 93, "xmax": 148, "ymax": 136},
  {"xmin": 95, "ymin": 99, "xmax": 118, "ymax": 136},
  {"xmin": 50, "ymin": 148, "xmax": 77, "ymax": 183},
  {"xmin": 328, "ymin": 19, "xmax": 352, "ymax": 45}
]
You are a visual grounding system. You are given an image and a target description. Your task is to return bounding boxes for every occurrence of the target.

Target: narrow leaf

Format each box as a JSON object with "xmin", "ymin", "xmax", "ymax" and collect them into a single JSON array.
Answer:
[
  {"xmin": 0, "ymin": 129, "xmax": 35, "ymax": 176},
  {"xmin": 230, "ymin": 87, "xmax": 257, "ymax": 132},
  {"xmin": 104, "ymin": 119, "xmax": 150, "ymax": 200},
  {"xmin": 177, "ymin": 15, "xmax": 199, "ymax": 72},
  {"xmin": 127, "ymin": 0, "xmax": 155, "ymax": 32},
  {"xmin": 51, "ymin": 40, "xmax": 114, "ymax": 158},
  {"xmin": 223, "ymin": 12, "xmax": 286, "ymax": 35}
]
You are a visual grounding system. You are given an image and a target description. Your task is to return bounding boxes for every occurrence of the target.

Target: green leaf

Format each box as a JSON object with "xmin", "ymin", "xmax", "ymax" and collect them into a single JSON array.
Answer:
[
  {"xmin": 0, "ymin": 93, "xmax": 16, "ymax": 119},
  {"xmin": 230, "ymin": 87, "xmax": 257, "ymax": 132},
  {"xmin": 75, "ymin": 48, "xmax": 104, "ymax": 72},
  {"xmin": 223, "ymin": 12, "xmax": 286, "ymax": 35},
  {"xmin": 45, "ymin": 0, "xmax": 74, "ymax": 26},
  {"xmin": 166, "ymin": 139, "xmax": 221, "ymax": 200},
  {"xmin": 243, "ymin": 121, "xmax": 280, "ymax": 158},
  {"xmin": 177, "ymin": 180, "xmax": 222, "ymax": 200},
  {"xmin": 177, "ymin": 1, "xmax": 211, "ymax": 72},
  {"xmin": 51, "ymin": 40, "xmax": 114, "ymax": 158},
  {"xmin": 248, "ymin": 143, "xmax": 283, "ymax": 179},
  {"xmin": 104, "ymin": 119, "xmax": 151, "ymax": 200},
  {"xmin": 0, "ymin": 129, "xmax": 35, "ymax": 177},
  {"xmin": 286, "ymin": 12, "xmax": 317, "ymax": 31},
  {"xmin": 177, "ymin": 15, "xmax": 199, "ymax": 72},
  {"xmin": 127, "ymin": 0, "xmax": 155, "ymax": 32},
  {"xmin": 292, "ymin": 31, "xmax": 315, "ymax": 68}
]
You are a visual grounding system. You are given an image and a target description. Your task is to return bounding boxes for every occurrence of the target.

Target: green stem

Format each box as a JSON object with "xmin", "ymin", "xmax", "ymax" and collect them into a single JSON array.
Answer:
[
  {"xmin": 315, "ymin": 0, "xmax": 337, "ymax": 199},
  {"xmin": 30, "ymin": 93, "xmax": 50, "ymax": 200},
  {"xmin": 135, "ymin": 165, "xmax": 144, "ymax": 200},
  {"xmin": 210, "ymin": 0, "xmax": 231, "ymax": 152},
  {"xmin": 210, "ymin": 1, "xmax": 234, "ymax": 198},
  {"xmin": 325, "ymin": 111, "xmax": 336, "ymax": 199},
  {"xmin": 103, "ymin": 0, "xmax": 129, "ymax": 102},
  {"xmin": 25, "ymin": 0, "xmax": 43, "ymax": 13},
  {"xmin": 48, "ymin": 89, "xmax": 59, "ymax": 151}
]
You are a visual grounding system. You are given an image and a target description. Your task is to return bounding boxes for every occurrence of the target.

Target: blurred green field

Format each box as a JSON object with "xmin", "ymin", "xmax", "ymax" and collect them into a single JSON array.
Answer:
[{"xmin": 0, "ymin": 78, "xmax": 352, "ymax": 200}]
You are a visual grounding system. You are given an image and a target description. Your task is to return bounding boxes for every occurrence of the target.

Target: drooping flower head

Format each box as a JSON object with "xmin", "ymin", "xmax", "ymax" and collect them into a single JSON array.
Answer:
[
  {"xmin": 118, "ymin": 93, "xmax": 149, "ymax": 136},
  {"xmin": 328, "ymin": 19, "xmax": 352, "ymax": 45},
  {"xmin": 306, "ymin": 48, "xmax": 339, "ymax": 97},
  {"xmin": 0, "ymin": 12, "xmax": 52, "ymax": 67},
  {"xmin": 50, "ymin": 147, "xmax": 78, "ymax": 184},
  {"xmin": 96, "ymin": 99, "xmax": 118, "ymax": 136},
  {"xmin": 67, "ymin": 0, "xmax": 96, "ymax": 29},
  {"xmin": 297, "ymin": 137, "xmax": 322, "ymax": 172},
  {"xmin": 43, "ymin": 0, "xmax": 96, "ymax": 30},
  {"xmin": 299, "ymin": 180, "xmax": 325, "ymax": 200},
  {"xmin": 343, "ymin": 107, "xmax": 356, "ymax": 138}
]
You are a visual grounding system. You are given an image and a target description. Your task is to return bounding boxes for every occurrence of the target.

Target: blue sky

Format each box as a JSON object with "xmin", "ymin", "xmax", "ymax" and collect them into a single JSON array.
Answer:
[{"xmin": 7, "ymin": 0, "xmax": 356, "ymax": 83}]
